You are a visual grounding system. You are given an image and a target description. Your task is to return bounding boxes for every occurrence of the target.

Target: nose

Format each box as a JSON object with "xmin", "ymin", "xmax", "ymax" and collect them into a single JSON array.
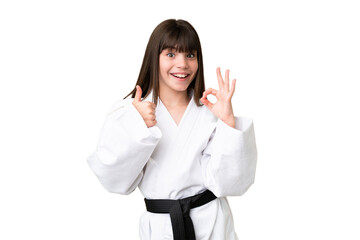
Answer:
[{"xmin": 175, "ymin": 53, "xmax": 189, "ymax": 69}]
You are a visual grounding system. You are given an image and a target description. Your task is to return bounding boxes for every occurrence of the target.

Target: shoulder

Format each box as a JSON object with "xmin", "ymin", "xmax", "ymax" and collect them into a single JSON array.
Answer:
[
  {"xmin": 195, "ymin": 103, "xmax": 218, "ymax": 124},
  {"xmin": 195, "ymin": 102, "xmax": 254, "ymax": 130},
  {"xmin": 107, "ymin": 97, "xmax": 134, "ymax": 115}
]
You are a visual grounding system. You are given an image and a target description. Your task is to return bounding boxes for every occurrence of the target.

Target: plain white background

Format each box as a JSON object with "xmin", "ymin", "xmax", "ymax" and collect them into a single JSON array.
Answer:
[{"xmin": 1, "ymin": 0, "xmax": 359, "ymax": 239}]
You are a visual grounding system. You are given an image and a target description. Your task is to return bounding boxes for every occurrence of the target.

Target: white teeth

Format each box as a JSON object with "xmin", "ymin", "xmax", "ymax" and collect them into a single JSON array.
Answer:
[{"xmin": 172, "ymin": 74, "xmax": 188, "ymax": 78}]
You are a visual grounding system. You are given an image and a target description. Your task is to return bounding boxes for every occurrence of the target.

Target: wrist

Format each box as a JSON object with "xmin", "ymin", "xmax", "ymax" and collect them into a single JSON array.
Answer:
[{"xmin": 221, "ymin": 115, "xmax": 236, "ymax": 129}]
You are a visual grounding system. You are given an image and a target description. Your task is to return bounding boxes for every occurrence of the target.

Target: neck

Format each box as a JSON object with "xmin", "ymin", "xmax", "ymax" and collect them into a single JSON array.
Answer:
[{"xmin": 159, "ymin": 87, "xmax": 191, "ymax": 108}]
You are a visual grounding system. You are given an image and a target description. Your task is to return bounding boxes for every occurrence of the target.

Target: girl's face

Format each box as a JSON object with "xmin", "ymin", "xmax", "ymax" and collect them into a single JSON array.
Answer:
[{"xmin": 158, "ymin": 48, "xmax": 198, "ymax": 94}]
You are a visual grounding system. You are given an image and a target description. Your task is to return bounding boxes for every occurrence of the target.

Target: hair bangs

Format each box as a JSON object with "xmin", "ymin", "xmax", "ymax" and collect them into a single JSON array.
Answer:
[{"xmin": 160, "ymin": 27, "xmax": 199, "ymax": 54}]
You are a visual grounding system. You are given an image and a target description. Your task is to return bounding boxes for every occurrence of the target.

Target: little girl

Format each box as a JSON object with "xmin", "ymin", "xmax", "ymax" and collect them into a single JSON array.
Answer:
[{"xmin": 87, "ymin": 19, "xmax": 257, "ymax": 240}]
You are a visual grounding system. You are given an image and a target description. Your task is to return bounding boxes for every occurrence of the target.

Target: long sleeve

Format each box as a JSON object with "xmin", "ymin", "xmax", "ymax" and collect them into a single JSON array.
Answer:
[
  {"xmin": 87, "ymin": 99, "xmax": 162, "ymax": 195},
  {"xmin": 200, "ymin": 116, "xmax": 257, "ymax": 198}
]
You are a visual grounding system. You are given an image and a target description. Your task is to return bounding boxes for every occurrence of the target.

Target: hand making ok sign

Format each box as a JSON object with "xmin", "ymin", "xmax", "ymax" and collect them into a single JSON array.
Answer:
[{"xmin": 200, "ymin": 67, "xmax": 236, "ymax": 128}]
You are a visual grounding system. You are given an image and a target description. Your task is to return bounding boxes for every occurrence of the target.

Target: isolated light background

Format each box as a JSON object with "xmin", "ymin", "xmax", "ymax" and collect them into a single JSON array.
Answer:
[{"xmin": 0, "ymin": 0, "xmax": 359, "ymax": 239}]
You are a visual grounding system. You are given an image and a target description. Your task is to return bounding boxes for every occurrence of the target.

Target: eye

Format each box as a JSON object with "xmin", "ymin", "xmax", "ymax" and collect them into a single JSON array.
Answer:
[
  {"xmin": 167, "ymin": 53, "xmax": 175, "ymax": 57},
  {"xmin": 187, "ymin": 53, "xmax": 196, "ymax": 58}
]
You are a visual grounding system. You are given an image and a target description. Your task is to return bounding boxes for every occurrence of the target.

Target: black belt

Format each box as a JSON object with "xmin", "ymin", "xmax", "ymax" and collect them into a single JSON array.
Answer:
[{"xmin": 144, "ymin": 189, "xmax": 217, "ymax": 240}]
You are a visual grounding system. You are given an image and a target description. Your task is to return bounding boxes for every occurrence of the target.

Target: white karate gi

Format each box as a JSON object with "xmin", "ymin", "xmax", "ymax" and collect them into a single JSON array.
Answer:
[{"xmin": 87, "ymin": 88, "xmax": 257, "ymax": 240}]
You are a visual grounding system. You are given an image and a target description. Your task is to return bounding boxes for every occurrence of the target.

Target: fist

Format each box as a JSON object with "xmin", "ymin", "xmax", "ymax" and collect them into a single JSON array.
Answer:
[{"xmin": 132, "ymin": 85, "xmax": 157, "ymax": 128}]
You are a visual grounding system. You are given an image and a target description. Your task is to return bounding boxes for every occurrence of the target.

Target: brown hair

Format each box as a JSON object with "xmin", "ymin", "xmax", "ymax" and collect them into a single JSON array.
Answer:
[{"xmin": 123, "ymin": 19, "xmax": 205, "ymax": 106}]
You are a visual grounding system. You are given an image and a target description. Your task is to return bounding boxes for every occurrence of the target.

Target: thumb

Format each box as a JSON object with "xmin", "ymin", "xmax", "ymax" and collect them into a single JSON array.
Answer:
[
  {"xmin": 134, "ymin": 85, "xmax": 142, "ymax": 103},
  {"xmin": 201, "ymin": 96, "xmax": 214, "ymax": 110}
]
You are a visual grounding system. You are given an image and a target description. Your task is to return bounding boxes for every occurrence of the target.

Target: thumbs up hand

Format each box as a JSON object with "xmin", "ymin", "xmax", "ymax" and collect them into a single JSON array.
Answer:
[{"xmin": 132, "ymin": 85, "xmax": 157, "ymax": 128}]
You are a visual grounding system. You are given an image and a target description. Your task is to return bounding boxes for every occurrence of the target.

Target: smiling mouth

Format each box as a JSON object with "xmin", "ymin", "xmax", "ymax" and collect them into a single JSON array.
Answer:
[{"xmin": 170, "ymin": 73, "xmax": 190, "ymax": 79}]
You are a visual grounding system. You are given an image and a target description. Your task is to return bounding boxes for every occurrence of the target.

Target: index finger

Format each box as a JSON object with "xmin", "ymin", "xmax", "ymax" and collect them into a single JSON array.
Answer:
[{"xmin": 216, "ymin": 67, "xmax": 224, "ymax": 90}]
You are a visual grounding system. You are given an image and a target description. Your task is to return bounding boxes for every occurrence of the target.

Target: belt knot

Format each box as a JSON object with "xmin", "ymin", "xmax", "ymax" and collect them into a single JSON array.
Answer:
[
  {"xmin": 179, "ymin": 198, "xmax": 192, "ymax": 217},
  {"xmin": 144, "ymin": 189, "xmax": 217, "ymax": 240}
]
